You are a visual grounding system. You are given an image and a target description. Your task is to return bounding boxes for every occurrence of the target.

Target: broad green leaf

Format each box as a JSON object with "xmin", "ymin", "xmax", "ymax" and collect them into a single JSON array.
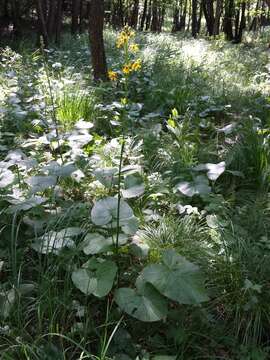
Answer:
[
  {"xmin": 141, "ymin": 249, "xmax": 209, "ymax": 305},
  {"xmin": 91, "ymin": 197, "xmax": 133, "ymax": 226},
  {"xmin": 176, "ymin": 175, "xmax": 211, "ymax": 197},
  {"xmin": 81, "ymin": 233, "xmax": 128, "ymax": 255},
  {"xmin": 72, "ymin": 259, "xmax": 117, "ymax": 297},
  {"xmin": 0, "ymin": 169, "xmax": 14, "ymax": 188},
  {"xmin": 94, "ymin": 167, "xmax": 118, "ymax": 188},
  {"xmin": 31, "ymin": 227, "xmax": 82, "ymax": 254},
  {"xmin": 115, "ymin": 282, "xmax": 168, "ymax": 322},
  {"xmin": 72, "ymin": 269, "xmax": 97, "ymax": 295},
  {"xmin": 122, "ymin": 173, "xmax": 145, "ymax": 199},
  {"xmin": 25, "ymin": 175, "xmax": 57, "ymax": 193},
  {"xmin": 193, "ymin": 162, "xmax": 226, "ymax": 181}
]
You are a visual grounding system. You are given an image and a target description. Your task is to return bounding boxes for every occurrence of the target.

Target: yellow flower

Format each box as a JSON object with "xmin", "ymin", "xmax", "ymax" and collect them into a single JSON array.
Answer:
[
  {"xmin": 116, "ymin": 34, "xmax": 129, "ymax": 48},
  {"xmin": 116, "ymin": 26, "xmax": 135, "ymax": 48},
  {"xmin": 108, "ymin": 70, "xmax": 118, "ymax": 81},
  {"xmin": 121, "ymin": 97, "xmax": 128, "ymax": 105},
  {"xmin": 129, "ymin": 44, "xmax": 139, "ymax": 53},
  {"xmin": 131, "ymin": 59, "xmax": 142, "ymax": 72},
  {"xmin": 122, "ymin": 63, "xmax": 132, "ymax": 75}
]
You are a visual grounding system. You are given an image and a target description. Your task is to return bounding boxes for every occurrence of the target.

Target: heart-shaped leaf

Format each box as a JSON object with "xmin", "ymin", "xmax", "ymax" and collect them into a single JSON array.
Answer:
[
  {"xmin": 121, "ymin": 173, "xmax": 145, "ymax": 199},
  {"xmin": 91, "ymin": 197, "xmax": 134, "ymax": 226},
  {"xmin": 25, "ymin": 175, "xmax": 57, "ymax": 193},
  {"xmin": 72, "ymin": 259, "xmax": 117, "ymax": 297},
  {"xmin": 81, "ymin": 233, "xmax": 128, "ymax": 255},
  {"xmin": 140, "ymin": 249, "xmax": 209, "ymax": 304},
  {"xmin": 176, "ymin": 175, "xmax": 211, "ymax": 197},
  {"xmin": 94, "ymin": 167, "xmax": 118, "ymax": 188},
  {"xmin": 115, "ymin": 281, "xmax": 168, "ymax": 322}
]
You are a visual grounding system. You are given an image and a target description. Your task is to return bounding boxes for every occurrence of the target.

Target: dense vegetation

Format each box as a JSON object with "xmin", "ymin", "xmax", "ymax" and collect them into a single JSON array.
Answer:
[{"xmin": 1, "ymin": 1, "xmax": 270, "ymax": 359}]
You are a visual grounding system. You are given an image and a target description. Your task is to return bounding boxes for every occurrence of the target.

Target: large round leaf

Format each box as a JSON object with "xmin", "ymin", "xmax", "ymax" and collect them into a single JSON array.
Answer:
[
  {"xmin": 140, "ymin": 249, "xmax": 209, "ymax": 305},
  {"xmin": 0, "ymin": 169, "xmax": 14, "ymax": 188},
  {"xmin": 82, "ymin": 233, "xmax": 128, "ymax": 255},
  {"xmin": 176, "ymin": 175, "xmax": 211, "ymax": 197},
  {"xmin": 115, "ymin": 282, "xmax": 168, "ymax": 322},
  {"xmin": 72, "ymin": 259, "xmax": 117, "ymax": 298},
  {"xmin": 91, "ymin": 197, "xmax": 133, "ymax": 226},
  {"xmin": 25, "ymin": 175, "xmax": 57, "ymax": 193}
]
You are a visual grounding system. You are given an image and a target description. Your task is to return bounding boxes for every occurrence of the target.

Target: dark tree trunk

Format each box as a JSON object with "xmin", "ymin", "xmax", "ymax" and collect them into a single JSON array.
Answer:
[
  {"xmin": 213, "ymin": 0, "xmax": 223, "ymax": 35},
  {"xmin": 179, "ymin": 0, "xmax": 188, "ymax": 30},
  {"xmin": 11, "ymin": 0, "xmax": 21, "ymax": 36},
  {"xmin": 36, "ymin": 0, "xmax": 49, "ymax": 47},
  {"xmin": 145, "ymin": 0, "xmax": 152, "ymax": 30},
  {"xmin": 151, "ymin": 0, "xmax": 159, "ymax": 32},
  {"xmin": 112, "ymin": 0, "xmax": 124, "ymax": 28},
  {"xmin": 224, "ymin": 0, "xmax": 234, "ymax": 40},
  {"xmin": 140, "ymin": 0, "xmax": 148, "ymax": 30},
  {"xmin": 197, "ymin": 1, "xmax": 203, "ymax": 33},
  {"xmin": 192, "ymin": 0, "xmax": 198, "ymax": 37},
  {"xmin": 72, "ymin": 0, "xmax": 81, "ymax": 34},
  {"xmin": 47, "ymin": 0, "xmax": 57, "ymax": 40},
  {"xmin": 89, "ymin": 0, "xmax": 108, "ymax": 81},
  {"xmin": 55, "ymin": 0, "xmax": 63, "ymax": 44},
  {"xmin": 234, "ymin": 1, "xmax": 246, "ymax": 43},
  {"xmin": 129, "ymin": 0, "xmax": 139, "ymax": 28},
  {"xmin": 202, "ymin": 0, "xmax": 215, "ymax": 35}
]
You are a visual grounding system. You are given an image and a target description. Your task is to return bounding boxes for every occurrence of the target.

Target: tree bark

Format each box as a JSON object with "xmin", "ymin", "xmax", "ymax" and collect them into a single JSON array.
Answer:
[
  {"xmin": 89, "ymin": 0, "xmax": 108, "ymax": 81},
  {"xmin": 140, "ymin": 0, "xmax": 148, "ymax": 30},
  {"xmin": 72, "ymin": 0, "xmax": 81, "ymax": 34}
]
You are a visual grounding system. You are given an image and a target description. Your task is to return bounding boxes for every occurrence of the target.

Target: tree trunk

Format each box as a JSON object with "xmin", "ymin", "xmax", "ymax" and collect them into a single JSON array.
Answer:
[
  {"xmin": 213, "ymin": 0, "xmax": 223, "ymax": 35},
  {"xmin": 192, "ymin": 0, "xmax": 198, "ymax": 37},
  {"xmin": 202, "ymin": 0, "xmax": 215, "ymax": 35},
  {"xmin": 151, "ymin": 0, "xmax": 159, "ymax": 32},
  {"xmin": 224, "ymin": 0, "xmax": 234, "ymax": 40},
  {"xmin": 72, "ymin": 0, "xmax": 81, "ymax": 34},
  {"xmin": 130, "ymin": 0, "xmax": 139, "ymax": 28},
  {"xmin": 36, "ymin": 0, "xmax": 49, "ymax": 46},
  {"xmin": 234, "ymin": 1, "xmax": 246, "ymax": 43},
  {"xmin": 140, "ymin": 0, "xmax": 148, "ymax": 30},
  {"xmin": 89, "ymin": 0, "xmax": 108, "ymax": 81}
]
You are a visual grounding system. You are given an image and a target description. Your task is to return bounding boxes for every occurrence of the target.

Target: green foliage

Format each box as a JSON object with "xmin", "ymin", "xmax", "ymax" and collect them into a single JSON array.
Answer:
[{"xmin": 1, "ymin": 28, "xmax": 270, "ymax": 359}]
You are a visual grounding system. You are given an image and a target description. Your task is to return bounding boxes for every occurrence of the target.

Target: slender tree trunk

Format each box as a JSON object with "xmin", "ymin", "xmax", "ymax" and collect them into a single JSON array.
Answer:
[
  {"xmin": 192, "ymin": 0, "xmax": 198, "ymax": 37},
  {"xmin": 234, "ymin": 1, "xmax": 246, "ymax": 43},
  {"xmin": 146, "ymin": 0, "xmax": 152, "ymax": 30},
  {"xmin": 140, "ymin": 0, "xmax": 148, "ymax": 30},
  {"xmin": 151, "ymin": 0, "xmax": 159, "ymax": 32},
  {"xmin": 130, "ymin": 0, "xmax": 139, "ymax": 28},
  {"xmin": 72, "ymin": 0, "xmax": 81, "ymax": 34},
  {"xmin": 55, "ymin": 0, "xmax": 63, "ymax": 44},
  {"xmin": 213, "ymin": 0, "xmax": 223, "ymax": 35},
  {"xmin": 36, "ymin": 0, "xmax": 49, "ymax": 46},
  {"xmin": 224, "ymin": 0, "xmax": 234, "ymax": 40},
  {"xmin": 89, "ymin": 0, "xmax": 108, "ymax": 81},
  {"xmin": 202, "ymin": 0, "xmax": 215, "ymax": 35}
]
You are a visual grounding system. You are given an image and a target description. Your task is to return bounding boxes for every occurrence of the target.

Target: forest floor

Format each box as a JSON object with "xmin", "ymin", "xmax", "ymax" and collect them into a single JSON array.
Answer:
[{"xmin": 1, "ymin": 29, "xmax": 270, "ymax": 359}]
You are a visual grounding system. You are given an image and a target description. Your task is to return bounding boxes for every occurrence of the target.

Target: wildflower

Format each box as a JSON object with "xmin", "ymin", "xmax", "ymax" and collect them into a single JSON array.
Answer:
[
  {"xmin": 131, "ymin": 59, "xmax": 142, "ymax": 72},
  {"xmin": 116, "ymin": 26, "xmax": 135, "ymax": 48},
  {"xmin": 108, "ymin": 70, "xmax": 118, "ymax": 81},
  {"xmin": 122, "ymin": 63, "xmax": 132, "ymax": 75},
  {"xmin": 121, "ymin": 98, "xmax": 128, "ymax": 105},
  {"xmin": 129, "ymin": 44, "xmax": 139, "ymax": 53}
]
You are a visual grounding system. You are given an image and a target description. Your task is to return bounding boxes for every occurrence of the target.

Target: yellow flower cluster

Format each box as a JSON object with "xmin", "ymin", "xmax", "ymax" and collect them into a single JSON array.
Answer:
[
  {"xmin": 108, "ymin": 70, "xmax": 118, "ymax": 81},
  {"xmin": 122, "ymin": 59, "xmax": 142, "ymax": 75},
  {"xmin": 116, "ymin": 26, "xmax": 135, "ymax": 49}
]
